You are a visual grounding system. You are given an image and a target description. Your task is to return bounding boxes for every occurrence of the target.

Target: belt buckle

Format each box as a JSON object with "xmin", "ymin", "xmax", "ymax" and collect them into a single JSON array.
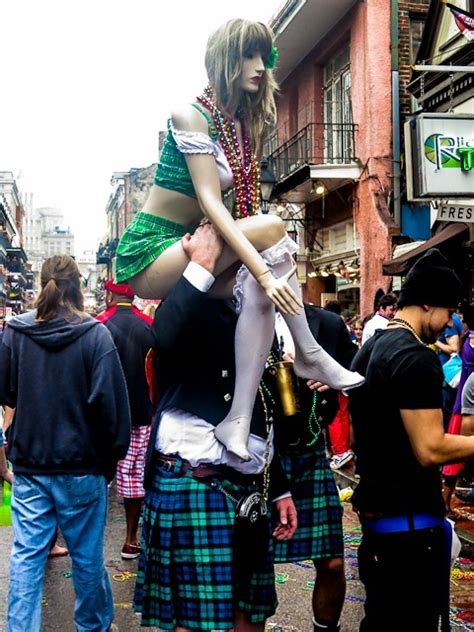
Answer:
[{"xmin": 161, "ymin": 458, "xmax": 174, "ymax": 472}]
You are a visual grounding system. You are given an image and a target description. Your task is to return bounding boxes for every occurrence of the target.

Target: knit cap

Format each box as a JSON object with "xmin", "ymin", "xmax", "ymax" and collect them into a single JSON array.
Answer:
[{"xmin": 398, "ymin": 248, "xmax": 463, "ymax": 308}]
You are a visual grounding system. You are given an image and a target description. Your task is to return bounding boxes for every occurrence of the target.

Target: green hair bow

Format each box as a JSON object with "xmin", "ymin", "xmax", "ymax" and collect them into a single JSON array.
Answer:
[{"xmin": 265, "ymin": 46, "xmax": 279, "ymax": 70}]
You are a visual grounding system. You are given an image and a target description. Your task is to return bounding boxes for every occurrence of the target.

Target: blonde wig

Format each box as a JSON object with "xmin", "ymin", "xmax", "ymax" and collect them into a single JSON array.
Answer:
[{"xmin": 205, "ymin": 19, "xmax": 278, "ymax": 155}]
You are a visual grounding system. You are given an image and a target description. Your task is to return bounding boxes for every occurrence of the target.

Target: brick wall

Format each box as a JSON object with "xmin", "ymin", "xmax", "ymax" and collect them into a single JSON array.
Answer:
[
  {"xmin": 124, "ymin": 164, "xmax": 157, "ymax": 228},
  {"xmin": 398, "ymin": 1, "xmax": 430, "ymax": 117}
]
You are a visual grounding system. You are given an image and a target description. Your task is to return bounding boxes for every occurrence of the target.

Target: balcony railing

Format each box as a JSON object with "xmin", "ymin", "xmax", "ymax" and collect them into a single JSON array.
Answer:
[
  {"xmin": 96, "ymin": 238, "xmax": 119, "ymax": 265},
  {"xmin": 266, "ymin": 122, "xmax": 358, "ymax": 182},
  {"xmin": 0, "ymin": 232, "xmax": 11, "ymax": 251}
]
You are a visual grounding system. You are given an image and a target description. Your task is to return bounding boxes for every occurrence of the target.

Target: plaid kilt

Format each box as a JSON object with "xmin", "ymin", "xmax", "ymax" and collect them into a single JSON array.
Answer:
[
  {"xmin": 134, "ymin": 466, "xmax": 277, "ymax": 630},
  {"xmin": 273, "ymin": 444, "xmax": 344, "ymax": 562},
  {"xmin": 115, "ymin": 212, "xmax": 191, "ymax": 283},
  {"xmin": 116, "ymin": 425, "xmax": 151, "ymax": 498}
]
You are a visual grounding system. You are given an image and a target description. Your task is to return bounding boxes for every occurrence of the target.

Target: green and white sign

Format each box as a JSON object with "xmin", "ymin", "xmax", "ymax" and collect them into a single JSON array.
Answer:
[{"xmin": 407, "ymin": 113, "xmax": 474, "ymax": 198}]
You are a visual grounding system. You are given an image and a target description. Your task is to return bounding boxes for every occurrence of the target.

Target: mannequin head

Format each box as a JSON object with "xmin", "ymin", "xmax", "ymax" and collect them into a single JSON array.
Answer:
[{"xmin": 205, "ymin": 19, "xmax": 277, "ymax": 152}]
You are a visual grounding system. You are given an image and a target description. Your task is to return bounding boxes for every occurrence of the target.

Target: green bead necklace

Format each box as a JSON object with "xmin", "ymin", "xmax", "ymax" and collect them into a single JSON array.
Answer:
[{"xmin": 306, "ymin": 390, "xmax": 322, "ymax": 447}]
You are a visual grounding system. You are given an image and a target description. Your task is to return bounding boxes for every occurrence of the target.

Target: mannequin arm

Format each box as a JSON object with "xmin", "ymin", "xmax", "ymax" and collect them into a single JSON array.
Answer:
[
  {"xmin": 172, "ymin": 107, "xmax": 301, "ymax": 314},
  {"xmin": 172, "ymin": 106, "xmax": 269, "ymax": 278}
]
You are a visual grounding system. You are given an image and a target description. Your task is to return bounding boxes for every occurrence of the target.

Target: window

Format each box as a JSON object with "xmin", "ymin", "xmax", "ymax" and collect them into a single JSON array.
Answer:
[
  {"xmin": 317, "ymin": 221, "xmax": 359, "ymax": 255},
  {"xmin": 323, "ymin": 44, "xmax": 354, "ymax": 163},
  {"xmin": 409, "ymin": 15, "xmax": 425, "ymax": 65}
]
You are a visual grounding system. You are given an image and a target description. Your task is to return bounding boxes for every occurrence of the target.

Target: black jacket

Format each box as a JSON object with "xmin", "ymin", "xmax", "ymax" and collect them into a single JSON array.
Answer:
[
  {"xmin": 144, "ymin": 275, "xmax": 289, "ymax": 498},
  {"xmin": 274, "ymin": 305, "xmax": 358, "ymax": 452},
  {"xmin": 103, "ymin": 305, "xmax": 154, "ymax": 427},
  {"xmin": 0, "ymin": 310, "xmax": 131, "ymax": 480}
]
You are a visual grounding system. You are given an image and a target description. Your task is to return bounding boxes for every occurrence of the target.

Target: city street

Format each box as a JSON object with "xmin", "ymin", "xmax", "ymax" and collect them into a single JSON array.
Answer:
[
  {"xmin": 0, "ymin": 484, "xmax": 472, "ymax": 631},
  {"xmin": 0, "ymin": 0, "xmax": 473, "ymax": 630}
]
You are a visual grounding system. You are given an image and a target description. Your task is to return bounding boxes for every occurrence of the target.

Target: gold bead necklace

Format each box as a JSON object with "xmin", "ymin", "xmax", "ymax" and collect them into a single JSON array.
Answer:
[{"xmin": 387, "ymin": 317, "xmax": 424, "ymax": 345}]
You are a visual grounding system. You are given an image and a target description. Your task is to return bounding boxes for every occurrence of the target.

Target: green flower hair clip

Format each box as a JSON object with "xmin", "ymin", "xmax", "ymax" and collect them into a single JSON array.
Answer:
[{"xmin": 265, "ymin": 46, "xmax": 279, "ymax": 70}]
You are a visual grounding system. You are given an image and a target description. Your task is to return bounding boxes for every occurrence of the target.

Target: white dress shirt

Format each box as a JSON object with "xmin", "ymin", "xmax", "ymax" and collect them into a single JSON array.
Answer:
[{"xmin": 361, "ymin": 312, "xmax": 389, "ymax": 345}]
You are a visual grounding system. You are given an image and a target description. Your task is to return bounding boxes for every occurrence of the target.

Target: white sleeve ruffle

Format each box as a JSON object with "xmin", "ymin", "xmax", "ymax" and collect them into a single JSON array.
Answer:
[{"xmin": 171, "ymin": 124, "xmax": 218, "ymax": 156}]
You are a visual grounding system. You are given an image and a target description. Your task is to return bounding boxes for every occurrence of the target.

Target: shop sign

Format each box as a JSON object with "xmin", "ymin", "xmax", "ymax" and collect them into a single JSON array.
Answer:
[
  {"xmin": 405, "ymin": 113, "xmax": 474, "ymax": 200},
  {"xmin": 434, "ymin": 201, "xmax": 474, "ymax": 223}
]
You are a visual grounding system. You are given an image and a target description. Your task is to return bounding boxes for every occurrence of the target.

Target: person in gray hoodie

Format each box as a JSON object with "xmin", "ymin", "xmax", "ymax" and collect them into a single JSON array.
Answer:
[{"xmin": 0, "ymin": 255, "xmax": 131, "ymax": 632}]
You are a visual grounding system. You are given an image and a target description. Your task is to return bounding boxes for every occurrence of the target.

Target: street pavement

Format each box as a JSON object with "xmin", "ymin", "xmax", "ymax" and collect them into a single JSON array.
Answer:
[{"xmin": 0, "ymin": 484, "xmax": 472, "ymax": 631}]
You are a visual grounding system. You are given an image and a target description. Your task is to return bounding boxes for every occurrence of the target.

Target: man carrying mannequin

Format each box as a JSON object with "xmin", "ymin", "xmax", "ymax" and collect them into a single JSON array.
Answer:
[{"xmin": 134, "ymin": 223, "xmax": 297, "ymax": 632}]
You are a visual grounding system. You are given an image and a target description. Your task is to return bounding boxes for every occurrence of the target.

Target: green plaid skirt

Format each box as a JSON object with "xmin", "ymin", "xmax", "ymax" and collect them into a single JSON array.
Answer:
[
  {"xmin": 134, "ymin": 465, "xmax": 277, "ymax": 629},
  {"xmin": 115, "ymin": 212, "xmax": 192, "ymax": 283},
  {"xmin": 272, "ymin": 445, "xmax": 344, "ymax": 562}
]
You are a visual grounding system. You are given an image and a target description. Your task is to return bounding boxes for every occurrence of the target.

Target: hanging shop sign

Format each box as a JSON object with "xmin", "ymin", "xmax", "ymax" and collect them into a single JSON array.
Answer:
[
  {"xmin": 405, "ymin": 113, "xmax": 474, "ymax": 201},
  {"xmin": 433, "ymin": 200, "xmax": 474, "ymax": 223}
]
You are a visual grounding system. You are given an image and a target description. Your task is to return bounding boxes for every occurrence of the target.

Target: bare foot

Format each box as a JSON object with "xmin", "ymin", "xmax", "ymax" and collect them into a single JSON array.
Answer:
[
  {"xmin": 48, "ymin": 544, "xmax": 69, "ymax": 558},
  {"xmin": 214, "ymin": 417, "xmax": 251, "ymax": 462}
]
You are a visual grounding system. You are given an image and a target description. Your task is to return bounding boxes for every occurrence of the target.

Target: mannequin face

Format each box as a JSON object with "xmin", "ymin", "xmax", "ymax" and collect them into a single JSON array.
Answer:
[{"xmin": 239, "ymin": 51, "xmax": 265, "ymax": 94}]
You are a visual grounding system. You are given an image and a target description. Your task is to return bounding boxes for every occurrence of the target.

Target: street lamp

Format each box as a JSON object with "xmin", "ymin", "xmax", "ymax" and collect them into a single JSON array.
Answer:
[{"xmin": 260, "ymin": 157, "xmax": 276, "ymax": 214}]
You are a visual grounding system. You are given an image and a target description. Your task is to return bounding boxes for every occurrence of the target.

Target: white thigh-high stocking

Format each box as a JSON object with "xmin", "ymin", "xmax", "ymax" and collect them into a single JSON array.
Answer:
[
  {"xmin": 214, "ymin": 269, "xmax": 275, "ymax": 462},
  {"xmin": 214, "ymin": 236, "xmax": 364, "ymax": 461},
  {"xmin": 271, "ymin": 251, "xmax": 364, "ymax": 391}
]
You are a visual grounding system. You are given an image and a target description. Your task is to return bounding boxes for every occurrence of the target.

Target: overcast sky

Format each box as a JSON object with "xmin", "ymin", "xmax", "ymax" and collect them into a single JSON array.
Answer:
[{"xmin": 0, "ymin": 0, "xmax": 281, "ymax": 254}]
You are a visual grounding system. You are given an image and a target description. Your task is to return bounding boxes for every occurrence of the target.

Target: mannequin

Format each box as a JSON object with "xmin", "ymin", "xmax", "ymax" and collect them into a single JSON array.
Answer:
[{"xmin": 116, "ymin": 19, "xmax": 364, "ymax": 460}]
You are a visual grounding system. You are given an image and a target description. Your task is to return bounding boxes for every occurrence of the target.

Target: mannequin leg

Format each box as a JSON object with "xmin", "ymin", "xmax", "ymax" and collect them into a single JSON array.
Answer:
[
  {"xmin": 215, "ymin": 238, "xmax": 364, "ymax": 460},
  {"xmin": 214, "ymin": 271, "xmax": 275, "ymax": 461},
  {"xmin": 271, "ymin": 252, "xmax": 364, "ymax": 391},
  {"xmin": 129, "ymin": 214, "xmax": 286, "ymax": 299}
]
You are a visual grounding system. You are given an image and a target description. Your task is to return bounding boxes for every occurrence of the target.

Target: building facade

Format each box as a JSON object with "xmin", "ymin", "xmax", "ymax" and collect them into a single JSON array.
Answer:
[
  {"xmin": 389, "ymin": 0, "xmax": 474, "ymax": 293},
  {"xmin": 23, "ymin": 204, "xmax": 75, "ymax": 296},
  {"xmin": 266, "ymin": 0, "xmax": 434, "ymax": 317},
  {"xmin": 0, "ymin": 172, "xmax": 31, "ymax": 314},
  {"xmin": 96, "ymin": 163, "xmax": 156, "ymax": 282}
]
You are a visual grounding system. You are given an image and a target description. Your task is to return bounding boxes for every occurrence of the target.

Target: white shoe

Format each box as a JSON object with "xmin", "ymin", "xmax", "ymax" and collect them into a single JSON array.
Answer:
[{"xmin": 330, "ymin": 450, "xmax": 354, "ymax": 470}]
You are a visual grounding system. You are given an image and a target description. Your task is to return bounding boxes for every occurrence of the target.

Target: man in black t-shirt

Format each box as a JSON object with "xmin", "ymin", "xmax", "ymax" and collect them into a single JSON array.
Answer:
[{"xmin": 349, "ymin": 249, "xmax": 474, "ymax": 632}]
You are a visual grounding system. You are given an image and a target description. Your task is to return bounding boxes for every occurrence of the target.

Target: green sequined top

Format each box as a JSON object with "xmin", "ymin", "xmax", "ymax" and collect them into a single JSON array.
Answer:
[{"xmin": 154, "ymin": 103, "xmax": 220, "ymax": 199}]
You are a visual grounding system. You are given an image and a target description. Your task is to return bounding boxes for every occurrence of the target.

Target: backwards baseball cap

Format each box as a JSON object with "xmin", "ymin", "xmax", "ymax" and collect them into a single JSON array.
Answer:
[
  {"xmin": 103, "ymin": 279, "xmax": 135, "ymax": 299},
  {"xmin": 398, "ymin": 248, "xmax": 463, "ymax": 308}
]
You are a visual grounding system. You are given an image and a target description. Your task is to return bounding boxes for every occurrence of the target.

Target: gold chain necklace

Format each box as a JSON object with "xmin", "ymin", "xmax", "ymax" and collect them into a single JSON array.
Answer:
[
  {"xmin": 258, "ymin": 385, "xmax": 273, "ymax": 502},
  {"xmin": 387, "ymin": 318, "xmax": 424, "ymax": 345}
]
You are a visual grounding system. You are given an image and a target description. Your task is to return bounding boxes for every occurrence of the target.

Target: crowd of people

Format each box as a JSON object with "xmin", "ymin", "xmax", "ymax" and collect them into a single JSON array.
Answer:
[{"xmin": 0, "ymin": 16, "xmax": 473, "ymax": 632}]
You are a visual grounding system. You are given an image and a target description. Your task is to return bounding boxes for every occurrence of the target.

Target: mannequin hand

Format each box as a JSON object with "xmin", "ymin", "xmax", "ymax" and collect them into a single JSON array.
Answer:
[
  {"xmin": 182, "ymin": 223, "xmax": 224, "ymax": 274},
  {"xmin": 258, "ymin": 266, "xmax": 303, "ymax": 315}
]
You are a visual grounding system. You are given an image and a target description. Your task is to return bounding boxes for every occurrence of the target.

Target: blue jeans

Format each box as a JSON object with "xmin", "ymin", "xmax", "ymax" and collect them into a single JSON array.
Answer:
[{"xmin": 8, "ymin": 474, "xmax": 114, "ymax": 632}]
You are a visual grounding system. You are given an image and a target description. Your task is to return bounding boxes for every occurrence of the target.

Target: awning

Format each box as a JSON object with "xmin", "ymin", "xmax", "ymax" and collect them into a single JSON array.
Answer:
[{"xmin": 382, "ymin": 222, "xmax": 469, "ymax": 276}]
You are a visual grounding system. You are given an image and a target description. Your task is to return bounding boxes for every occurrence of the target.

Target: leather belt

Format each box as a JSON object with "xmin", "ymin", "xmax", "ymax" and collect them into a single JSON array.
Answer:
[{"xmin": 154, "ymin": 452, "xmax": 226, "ymax": 479}]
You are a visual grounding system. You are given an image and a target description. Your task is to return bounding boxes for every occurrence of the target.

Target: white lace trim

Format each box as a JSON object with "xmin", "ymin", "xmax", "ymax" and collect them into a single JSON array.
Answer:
[
  {"xmin": 233, "ymin": 235, "xmax": 299, "ymax": 313},
  {"xmin": 170, "ymin": 122, "xmax": 218, "ymax": 156},
  {"xmin": 168, "ymin": 121, "xmax": 233, "ymax": 190}
]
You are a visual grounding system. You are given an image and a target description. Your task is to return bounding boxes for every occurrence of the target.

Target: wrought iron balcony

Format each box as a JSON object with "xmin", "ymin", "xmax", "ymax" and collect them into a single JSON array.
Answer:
[
  {"xmin": 96, "ymin": 238, "xmax": 119, "ymax": 265},
  {"xmin": 266, "ymin": 122, "xmax": 358, "ymax": 183},
  {"xmin": 0, "ymin": 233, "xmax": 10, "ymax": 251}
]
